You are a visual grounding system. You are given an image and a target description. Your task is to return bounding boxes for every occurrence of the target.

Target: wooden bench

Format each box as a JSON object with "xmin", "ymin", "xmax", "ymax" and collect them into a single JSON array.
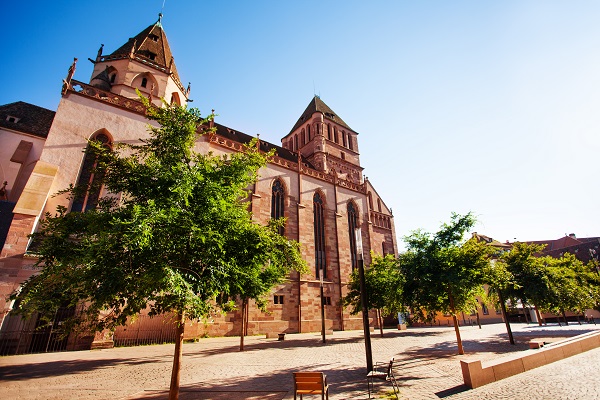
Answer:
[
  {"xmin": 366, "ymin": 358, "xmax": 399, "ymax": 399},
  {"xmin": 293, "ymin": 372, "xmax": 329, "ymax": 399}
]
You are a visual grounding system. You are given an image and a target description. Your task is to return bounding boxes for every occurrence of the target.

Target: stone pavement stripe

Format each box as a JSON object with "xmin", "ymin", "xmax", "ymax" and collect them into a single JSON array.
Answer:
[{"xmin": 1, "ymin": 323, "xmax": 599, "ymax": 399}]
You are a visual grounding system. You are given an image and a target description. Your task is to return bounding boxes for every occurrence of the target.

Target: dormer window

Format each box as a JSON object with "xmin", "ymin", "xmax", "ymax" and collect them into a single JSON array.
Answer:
[
  {"xmin": 6, "ymin": 115, "xmax": 20, "ymax": 123},
  {"xmin": 149, "ymin": 34, "xmax": 159, "ymax": 42},
  {"xmin": 110, "ymin": 73, "xmax": 116, "ymax": 84},
  {"xmin": 141, "ymin": 77, "xmax": 148, "ymax": 88},
  {"xmin": 148, "ymin": 52, "xmax": 156, "ymax": 61}
]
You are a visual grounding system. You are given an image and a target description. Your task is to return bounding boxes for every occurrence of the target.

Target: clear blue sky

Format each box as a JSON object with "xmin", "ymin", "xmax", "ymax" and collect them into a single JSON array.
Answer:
[{"xmin": 2, "ymin": 1, "xmax": 599, "ymax": 246}]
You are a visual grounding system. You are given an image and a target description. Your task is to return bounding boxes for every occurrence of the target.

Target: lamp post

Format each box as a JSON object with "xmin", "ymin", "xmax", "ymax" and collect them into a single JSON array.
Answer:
[
  {"xmin": 355, "ymin": 228, "xmax": 373, "ymax": 372},
  {"xmin": 320, "ymin": 266, "xmax": 326, "ymax": 344}
]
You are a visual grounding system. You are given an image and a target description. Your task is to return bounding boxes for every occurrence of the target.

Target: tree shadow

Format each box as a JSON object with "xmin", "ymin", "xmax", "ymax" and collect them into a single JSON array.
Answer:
[
  {"xmin": 0, "ymin": 356, "xmax": 163, "ymax": 381},
  {"xmin": 122, "ymin": 365, "xmax": 370, "ymax": 400}
]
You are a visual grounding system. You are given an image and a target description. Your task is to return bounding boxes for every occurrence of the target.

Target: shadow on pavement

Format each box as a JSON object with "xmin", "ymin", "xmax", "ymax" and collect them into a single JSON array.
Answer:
[
  {"xmin": 122, "ymin": 364, "xmax": 368, "ymax": 400},
  {"xmin": 0, "ymin": 356, "xmax": 166, "ymax": 381},
  {"xmin": 184, "ymin": 328, "xmax": 447, "ymax": 357},
  {"xmin": 435, "ymin": 384, "xmax": 470, "ymax": 398}
]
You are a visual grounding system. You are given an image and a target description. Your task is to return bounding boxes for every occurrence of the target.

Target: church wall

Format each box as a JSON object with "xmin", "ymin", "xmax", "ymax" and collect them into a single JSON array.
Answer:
[
  {"xmin": 39, "ymin": 94, "xmax": 153, "ymax": 216},
  {"xmin": 0, "ymin": 214, "xmax": 39, "ymax": 321},
  {"xmin": 0, "ymin": 129, "xmax": 46, "ymax": 202}
]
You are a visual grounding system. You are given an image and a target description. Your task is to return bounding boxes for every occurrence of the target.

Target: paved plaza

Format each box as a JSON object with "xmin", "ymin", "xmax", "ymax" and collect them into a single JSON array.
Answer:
[{"xmin": 1, "ymin": 322, "xmax": 599, "ymax": 399}]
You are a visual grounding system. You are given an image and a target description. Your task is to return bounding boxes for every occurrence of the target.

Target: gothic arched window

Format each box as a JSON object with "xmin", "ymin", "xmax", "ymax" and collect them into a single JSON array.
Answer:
[
  {"xmin": 313, "ymin": 192, "xmax": 326, "ymax": 279},
  {"xmin": 348, "ymin": 202, "xmax": 359, "ymax": 271},
  {"xmin": 71, "ymin": 133, "xmax": 112, "ymax": 212},
  {"xmin": 271, "ymin": 179, "xmax": 285, "ymax": 235},
  {"xmin": 141, "ymin": 77, "xmax": 148, "ymax": 88}
]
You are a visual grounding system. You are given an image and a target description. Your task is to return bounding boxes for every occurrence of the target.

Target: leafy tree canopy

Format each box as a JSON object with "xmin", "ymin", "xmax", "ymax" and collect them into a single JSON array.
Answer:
[
  {"xmin": 11, "ymin": 96, "xmax": 305, "ymax": 335},
  {"xmin": 400, "ymin": 212, "xmax": 493, "ymax": 322},
  {"xmin": 343, "ymin": 252, "xmax": 404, "ymax": 316}
]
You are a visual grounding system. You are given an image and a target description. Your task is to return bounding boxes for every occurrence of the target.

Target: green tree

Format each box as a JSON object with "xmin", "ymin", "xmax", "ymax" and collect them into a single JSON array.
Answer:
[
  {"xmin": 10, "ymin": 97, "xmax": 304, "ymax": 400},
  {"xmin": 400, "ymin": 213, "xmax": 493, "ymax": 354},
  {"xmin": 217, "ymin": 218, "xmax": 306, "ymax": 351},
  {"xmin": 342, "ymin": 252, "xmax": 404, "ymax": 337},
  {"xmin": 499, "ymin": 243, "xmax": 600, "ymax": 327},
  {"xmin": 541, "ymin": 253, "xmax": 600, "ymax": 324},
  {"xmin": 499, "ymin": 242, "xmax": 549, "ymax": 326}
]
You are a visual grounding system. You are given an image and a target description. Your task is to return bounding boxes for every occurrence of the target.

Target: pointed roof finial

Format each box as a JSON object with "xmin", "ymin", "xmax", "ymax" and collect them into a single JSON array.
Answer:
[
  {"xmin": 96, "ymin": 44, "xmax": 104, "ymax": 62},
  {"xmin": 157, "ymin": 13, "xmax": 163, "ymax": 26}
]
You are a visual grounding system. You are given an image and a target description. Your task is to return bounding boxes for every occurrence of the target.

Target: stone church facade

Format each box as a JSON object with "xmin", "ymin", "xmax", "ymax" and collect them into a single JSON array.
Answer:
[{"xmin": 0, "ymin": 16, "xmax": 397, "ymax": 345}]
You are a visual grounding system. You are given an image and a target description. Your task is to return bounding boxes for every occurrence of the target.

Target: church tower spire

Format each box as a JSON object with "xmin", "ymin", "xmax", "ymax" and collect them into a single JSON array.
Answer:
[
  {"xmin": 88, "ymin": 14, "xmax": 188, "ymax": 106},
  {"xmin": 282, "ymin": 96, "xmax": 363, "ymax": 184}
]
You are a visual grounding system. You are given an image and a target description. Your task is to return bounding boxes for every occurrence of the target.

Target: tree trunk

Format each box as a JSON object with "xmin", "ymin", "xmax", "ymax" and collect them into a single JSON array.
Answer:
[
  {"xmin": 244, "ymin": 301, "xmax": 249, "ymax": 336},
  {"xmin": 521, "ymin": 299, "xmax": 530, "ymax": 323},
  {"xmin": 448, "ymin": 291, "xmax": 464, "ymax": 355},
  {"xmin": 169, "ymin": 310, "xmax": 185, "ymax": 400},
  {"xmin": 534, "ymin": 305, "xmax": 543, "ymax": 326},
  {"xmin": 561, "ymin": 309, "xmax": 569, "ymax": 326},
  {"xmin": 476, "ymin": 311, "xmax": 481, "ymax": 329},
  {"xmin": 498, "ymin": 289, "xmax": 514, "ymax": 345},
  {"xmin": 377, "ymin": 309, "xmax": 384, "ymax": 338},
  {"xmin": 240, "ymin": 298, "xmax": 247, "ymax": 351}
]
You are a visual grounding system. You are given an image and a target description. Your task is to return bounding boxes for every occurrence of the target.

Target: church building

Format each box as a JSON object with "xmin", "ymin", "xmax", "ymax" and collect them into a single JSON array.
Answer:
[{"xmin": 0, "ymin": 16, "xmax": 397, "ymax": 350}]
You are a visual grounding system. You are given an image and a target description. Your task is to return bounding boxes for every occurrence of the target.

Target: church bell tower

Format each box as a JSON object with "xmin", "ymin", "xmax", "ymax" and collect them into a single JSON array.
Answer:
[{"xmin": 87, "ymin": 14, "xmax": 190, "ymax": 107}]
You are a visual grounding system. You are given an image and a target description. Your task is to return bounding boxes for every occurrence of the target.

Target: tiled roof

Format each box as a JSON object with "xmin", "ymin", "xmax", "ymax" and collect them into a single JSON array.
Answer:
[
  {"xmin": 544, "ymin": 239, "xmax": 600, "ymax": 263},
  {"xmin": 108, "ymin": 17, "xmax": 181, "ymax": 86},
  {"xmin": 528, "ymin": 235, "xmax": 586, "ymax": 251},
  {"xmin": 288, "ymin": 96, "xmax": 355, "ymax": 136},
  {"xmin": 212, "ymin": 122, "xmax": 314, "ymax": 168},
  {"xmin": 0, "ymin": 101, "xmax": 55, "ymax": 139}
]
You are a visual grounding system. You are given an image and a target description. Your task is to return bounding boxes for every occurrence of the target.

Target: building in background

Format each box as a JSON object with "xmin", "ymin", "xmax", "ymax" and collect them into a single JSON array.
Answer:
[{"xmin": 0, "ymin": 15, "xmax": 397, "ymax": 352}]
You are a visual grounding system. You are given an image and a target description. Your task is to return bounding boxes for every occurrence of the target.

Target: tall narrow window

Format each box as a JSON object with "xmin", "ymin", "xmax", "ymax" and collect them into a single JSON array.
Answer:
[
  {"xmin": 348, "ymin": 202, "xmax": 358, "ymax": 271},
  {"xmin": 271, "ymin": 179, "xmax": 285, "ymax": 235},
  {"xmin": 141, "ymin": 77, "xmax": 148, "ymax": 88},
  {"xmin": 307, "ymin": 125, "xmax": 311, "ymax": 141},
  {"xmin": 334, "ymin": 127, "xmax": 339, "ymax": 143},
  {"xmin": 294, "ymin": 134, "xmax": 299, "ymax": 151},
  {"xmin": 348, "ymin": 134, "xmax": 354, "ymax": 150},
  {"xmin": 313, "ymin": 192, "xmax": 326, "ymax": 279},
  {"xmin": 342, "ymin": 131, "xmax": 347, "ymax": 147},
  {"xmin": 327, "ymin": 124, "xmax": 332, "ymax": 140},
  {"xmin": 71, "ymin": 133, "xmax": 111, "ymax": 212},
  {"xmin": 301, "ymin": 129, "xmax": 306, "ymax": 146}
]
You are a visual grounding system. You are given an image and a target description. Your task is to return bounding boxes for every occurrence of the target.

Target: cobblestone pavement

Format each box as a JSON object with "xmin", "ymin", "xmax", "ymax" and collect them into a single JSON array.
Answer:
[{"xmin": 0, "ymin": 322, "xmax": 599, "ymax": 399}]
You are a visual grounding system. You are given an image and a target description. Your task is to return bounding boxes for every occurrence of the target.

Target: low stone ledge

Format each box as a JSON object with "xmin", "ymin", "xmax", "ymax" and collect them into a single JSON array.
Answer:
[{"xmin": 461, "ymin": 330, "xmax": 600, "ymax": 389}]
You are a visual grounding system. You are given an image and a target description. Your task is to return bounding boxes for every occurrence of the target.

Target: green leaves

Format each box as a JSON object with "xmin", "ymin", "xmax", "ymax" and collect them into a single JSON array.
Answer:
[
  {"xmin": 343, "ymin": 252, "xmax": 404, "ymax": 316},
  {"xmin": 11, "ymin": 98, "xmax": 304, "ymax": 334},
  {"xmin": 400, "ymin": 212, "xmax": 492, "ymax": 321}
]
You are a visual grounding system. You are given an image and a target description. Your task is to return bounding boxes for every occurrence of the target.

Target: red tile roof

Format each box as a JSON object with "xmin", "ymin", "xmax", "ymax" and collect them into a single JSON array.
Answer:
[{"xmin": 0, "ymin": 101, "xmax": 55, "ymax": 138}]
